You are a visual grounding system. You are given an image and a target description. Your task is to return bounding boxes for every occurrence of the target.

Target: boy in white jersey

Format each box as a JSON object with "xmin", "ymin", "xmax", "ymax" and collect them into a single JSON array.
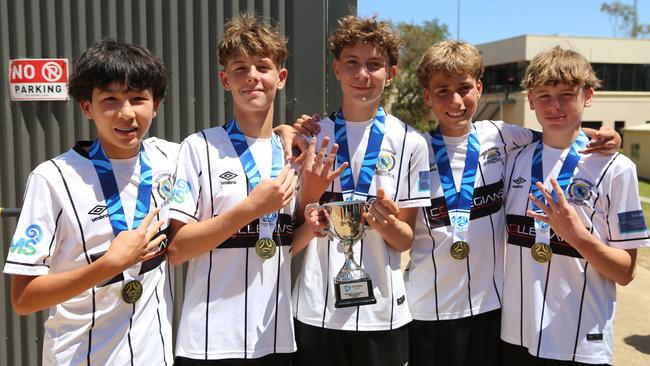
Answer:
[
  {"xmin": 501, "ymin": 46, "xmax": 649, "ymax": 365},
  {"xmin": 167, "ymin": 14, "xmax": 343, "ymax": 366},
  {"xmin": 291, "ymin": 16, "xmax": 431, "ymax": 366},
  {"xmin": 3, "ymin": 39, "xmax": 175, "ymax": 366}
]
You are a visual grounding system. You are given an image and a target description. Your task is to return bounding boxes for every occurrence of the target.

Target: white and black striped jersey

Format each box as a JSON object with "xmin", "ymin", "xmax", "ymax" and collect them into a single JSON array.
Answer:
[
  {"xmin": 406, "ymin": 120, "xmax": 535, "ymax": 321},
  {"xmin": 292, "ymin": 114, "xmax": 431, "ymax": 331},
  {"xmin": 4, "ymin": 137, "xmax": 177, "ymax": 366},
  {"xmin": 169, "ymin": 127, "xmax": 296, "ymax": 360},
  {"xmin": 503, "ymin": 144, "xmax": 650, "ymax": 364}
]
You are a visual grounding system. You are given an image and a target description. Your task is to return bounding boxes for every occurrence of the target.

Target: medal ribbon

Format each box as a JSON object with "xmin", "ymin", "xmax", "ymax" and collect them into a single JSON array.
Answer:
[
  {"xmin": 334, "ymin": 106, "xmax": 386, "ymax": 201},
  {"xmin": 530, "ymin": 130, "xmax": 589, "ymax": 246},
  {"xmin": 430, "ymin": 126, "xmax": 480, "ymax": 245},
  {"xmin": 225, "ymin": 119, "xmax": 283, "ymax": 240},
  {"xmin": 89, "ymin": 139, "xmax": 152, "ymax": 283}
]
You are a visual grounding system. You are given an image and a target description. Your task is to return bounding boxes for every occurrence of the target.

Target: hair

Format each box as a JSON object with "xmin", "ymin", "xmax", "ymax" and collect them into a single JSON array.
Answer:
[
  {"xmin": 68, "ymin": 39, "xmax": 169, "ymax": 102},
  {"xmin": 416, "ymin": 40, "xmax": 484, "ymax": 89},
  {"xmin": 328, "ymin": 15, "xmax": 401, "ymax": 67},
  {"xmin": 521, "ymin": 46, "xmax": 601, "ymax": 90},
  {"xmin": 217, "ymin": 13, "xmax": 288, "ymax": 67}
]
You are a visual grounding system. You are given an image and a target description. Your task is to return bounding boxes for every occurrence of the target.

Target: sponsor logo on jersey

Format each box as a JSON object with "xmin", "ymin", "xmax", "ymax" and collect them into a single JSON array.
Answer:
[
  {"xmin": 9, "ymin": 224, "xmax": 43, "ymax": 256},
  {"xmin": 88, "ymin": 205, "xmax": 109, "ymax": 222},
  {"xmin": 567, "ymin": 178, "xmax": 593, "ymax": 205},
  {"xmin": 512, "ymin": 176, "xmax": 526, "ymax": 188},
  {"xmin": 418, "ymin": 171, "xmax": 430, "ymax": 192},
  {"xmin": 172, "ymin": 178, "xmax": 191, "ymax": 203},
  {"xmin": 375, "ymin": 149, "xmax": 396, "ymax": 177},
  {"xmin": 618, "ymin": 210, "xmax": 648, "ymax": 234},
  {"xmin": 155, "ymin": 173, "xmax": 173, "ymax": 201},
  {"xmin": 219, "ymin": 171, "xmax": 238, "ymax": 185},
  {"xmin": 481, "ymin": 147, "xmax": 503, "ymax": 166},
  {"xmin": 425, "ymin": 180, "xmax": 504, "ymax": 229}
]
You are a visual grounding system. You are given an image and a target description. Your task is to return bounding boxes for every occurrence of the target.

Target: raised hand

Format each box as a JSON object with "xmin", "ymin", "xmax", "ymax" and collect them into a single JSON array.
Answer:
[
  {"xmin": 294, "ymin": 113, "xmax": 322, "ymax": 136},
  {"xmin": 527, "ymin": 178, "xmax": 591, "ymax": 246},
  {"xmin": 581, "ymin": 125, "xmax": 621, "ymax": 155},
  {"xmin": 103, "ymin": 208, "xmax": 167, "ymax": 271},
  {"xmin": 304, "ymin": 204, "xmax": 330, "ymax": 238},
  {"xmin": 274, "ymin": 124, "xmax": 309, "ymax": 164},
  {"xmin": 299, "ymin": 136, "xmax": 348, "ymax": 204},
  {"xmin": 248, "ymin": 164, "xmax": 298, "ymax": 217}
]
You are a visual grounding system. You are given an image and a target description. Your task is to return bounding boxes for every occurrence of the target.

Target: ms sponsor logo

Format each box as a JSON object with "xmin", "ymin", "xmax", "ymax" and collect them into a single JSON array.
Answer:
[
  {"xmin": 9, "ymin": 224, "xmax": 43, "ymax": 256},
  {"xmin": 172, "ymin": 179, "xmax": 191, "ymax": 204}
]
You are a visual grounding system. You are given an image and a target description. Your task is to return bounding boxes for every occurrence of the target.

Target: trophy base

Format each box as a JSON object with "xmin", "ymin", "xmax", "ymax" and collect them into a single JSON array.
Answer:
[{"xmin": 334, "ymin": 278, "xmax": 377, "ymax": 308}]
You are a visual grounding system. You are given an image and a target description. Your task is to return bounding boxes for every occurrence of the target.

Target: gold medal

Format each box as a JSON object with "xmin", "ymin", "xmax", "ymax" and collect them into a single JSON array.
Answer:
[
  {"xmin": 531, "ymin": 242, "xmax": 552, "ymax": 263},
  {"xmin": 255, "ymin": 238, "xmax": 276, "ymax": 260},
  {"xmin": 121, "ymin": 280, "xmax": 143, "ymax": 304},
  {"xmin": 450, "ymin": 241, "xmax": 470, "ymax": 260}
]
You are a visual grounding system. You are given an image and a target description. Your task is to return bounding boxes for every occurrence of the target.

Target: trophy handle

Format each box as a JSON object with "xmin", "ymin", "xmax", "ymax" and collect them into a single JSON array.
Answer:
[
  {"xmin": 363, "ymin": 198, "xmax": 377, "ymax": 233},
  {"xmin": 304, "ymin": 202, "xmax": 335, "ymax": 239}
]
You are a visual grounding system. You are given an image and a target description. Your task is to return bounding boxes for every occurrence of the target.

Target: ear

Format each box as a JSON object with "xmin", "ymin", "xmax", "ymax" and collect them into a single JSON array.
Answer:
[
  {"xmin": 476, "ymin": 79, "xmax": 483, "ymax": 98},
  {"xmin": 276, "ymin": 68, "xmax": 288, "ymax": 90},
  {"xmin": 332, "ymin": 58, "xmax": 341, "ymax": 81},
  {"xmin": 153, "ymin": 99, "xmax": 161, "ymax": 117},
  {"xmin": 386, "ymin": 65, "xmax": 397, "ymax": 85},
  {"xmin": 527, "ymin": 91, "xmax": 535, "ymax": 110},
  {"xmin": 79, "ymin": 100, "xmax": 94, "ymax": 119},
  {"xmin": 219, "ymin": 70, "xmax": 231, "ymax": 91},
  {"xmin": 423, "ymin": 88, "xmax": 433, "ymax": 107},
  {"xmin": 583, "ymin": 87, "xmax": 594, "ymax": 108}
]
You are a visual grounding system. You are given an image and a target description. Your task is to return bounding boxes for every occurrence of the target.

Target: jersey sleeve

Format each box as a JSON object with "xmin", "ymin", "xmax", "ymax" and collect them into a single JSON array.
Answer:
[
  {"xmin": 397, "ymin": 131, "xmax": 431, "ymax": 209},
  {"xmin": 493, "ymin": 120, "xmax": 540, "ymax": 151},
  {"xmin": 605, "ymin": 159, "xmax": 650, "ymax": 249},
  {"xmin": 3, "ymin": 172, "xmax": 59, "ymax": 276},
  {"xmin": 169, "ymin": 137, "xmax": 206, "ymax": 224}
]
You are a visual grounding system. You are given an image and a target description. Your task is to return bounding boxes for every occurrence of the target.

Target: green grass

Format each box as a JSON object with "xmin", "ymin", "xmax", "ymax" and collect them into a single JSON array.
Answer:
[
  {"xmin": 643, "ymin": 202, "xmax": 650, "ymax": 229},
  {"xmin": 638, "ymin": 180, "xmax": 650, "ymax": 198}
]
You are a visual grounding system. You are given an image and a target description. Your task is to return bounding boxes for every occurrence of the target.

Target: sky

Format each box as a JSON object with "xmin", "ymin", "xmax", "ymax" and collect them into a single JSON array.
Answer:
[{"xmin": 358, "ymin": 0, "xmax": 650, "ymax": 45}]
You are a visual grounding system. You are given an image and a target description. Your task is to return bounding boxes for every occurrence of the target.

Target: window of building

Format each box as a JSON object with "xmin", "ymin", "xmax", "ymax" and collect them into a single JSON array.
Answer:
[
  {"xmin": 631, "ymin": 143, "xmax": 640, "ymax": 159},
  {"xmin": 582, "ymin": 121, "xmax": 603, "ymax": 130}
]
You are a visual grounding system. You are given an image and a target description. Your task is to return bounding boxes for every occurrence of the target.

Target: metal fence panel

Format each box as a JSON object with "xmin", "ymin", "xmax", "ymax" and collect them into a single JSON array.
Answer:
[{"xmin": 0, "ymin": 0, "xmax": 355, "ymax": 365}]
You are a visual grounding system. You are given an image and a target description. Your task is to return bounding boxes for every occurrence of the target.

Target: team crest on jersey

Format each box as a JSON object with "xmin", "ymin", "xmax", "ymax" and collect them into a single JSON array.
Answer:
[
  {"xmin": 375, "ymin": 149, "xmax": 396, "ymax": 176},
  {"xmin": 155, "ymin": 173, "xmax": 173, "ymax": 202},
  {"xmin": 171, "ymin": 178, "xmax": 191, "ymax": 204},
  {"xmin": 9, "ymin": 224, "xmax": 42, "ymax": 256},
  {"xmin": 481, "ymin": 147, "xmax": 503, "ymax": 166},
  {"xmin": 567, "ymin": 178, "xmax": 593, "ymax": 205}
]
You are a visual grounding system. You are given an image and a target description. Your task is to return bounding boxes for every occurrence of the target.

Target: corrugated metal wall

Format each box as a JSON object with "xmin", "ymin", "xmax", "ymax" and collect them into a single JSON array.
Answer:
[{"xmin": 0, "ymin": 0, "xmax": 355, "ymax": 364}]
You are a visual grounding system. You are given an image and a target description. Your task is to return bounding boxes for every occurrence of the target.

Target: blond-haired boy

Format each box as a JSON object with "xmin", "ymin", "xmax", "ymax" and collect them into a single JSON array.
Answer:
[
  {"xmin": 167, "ymin": 13, "xmax": 340, "ymax": 366},
  {"xmin": 501, "ymin": 46, "xmax": 648, "ymax": 366},
  {"xmin": 291, "ymin": 15, "xmax": 431, "ymax": 366}
]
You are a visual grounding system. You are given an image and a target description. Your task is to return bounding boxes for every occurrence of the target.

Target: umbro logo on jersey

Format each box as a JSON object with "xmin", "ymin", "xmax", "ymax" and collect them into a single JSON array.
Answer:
[
  {"xmin": 512, "ymin": 177, "xmax": 526, "ymax": 188},
  {"xmin": 219, "ymin": 171, "xmax": 238, "ymax": 185},
  {"xmin": 88, "ymin": 205, "xmax": 109, "ymax": 222}
]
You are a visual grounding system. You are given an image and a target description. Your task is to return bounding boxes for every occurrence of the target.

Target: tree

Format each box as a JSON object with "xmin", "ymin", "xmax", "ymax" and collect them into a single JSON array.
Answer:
[
  {"xmin": 383, "ymin": 20, "xmax": 449, "ymax": 132},
  {"xmin": 601, "ymin": 1, "xmax": 650, "ymax": 37}
]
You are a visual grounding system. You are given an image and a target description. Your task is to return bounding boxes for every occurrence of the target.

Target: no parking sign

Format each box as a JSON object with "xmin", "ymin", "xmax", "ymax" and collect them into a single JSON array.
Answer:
[{"xmin": 9, "ymin": 58, "xmax": 69, "ymax": 101}]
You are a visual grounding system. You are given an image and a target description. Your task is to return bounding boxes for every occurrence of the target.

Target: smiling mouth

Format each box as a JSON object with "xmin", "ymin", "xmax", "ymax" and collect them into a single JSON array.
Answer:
[
  {"xmin": 115, "ymin": 127, "xmax": 138, "ymax": 133},
  {"xmin": 446, "ymin": 110, "xmax": 466, "ymax": 118}
]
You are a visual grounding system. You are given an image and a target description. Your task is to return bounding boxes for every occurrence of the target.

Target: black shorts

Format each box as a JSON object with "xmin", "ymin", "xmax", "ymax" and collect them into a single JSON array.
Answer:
[
  {"xmin": 174, "ymin": 353, "xmax": 292, "ymax": 366},
  {"xmin": 293, "ymin": 320, "xmax": 408, "ymax": 366},
  {"xmin": 501, "ymin": 341, "xmax": 611, "ymax": 366},
  {"xmin": 408, "ymin": 308, "xmax": 502, "ymax": 366}
]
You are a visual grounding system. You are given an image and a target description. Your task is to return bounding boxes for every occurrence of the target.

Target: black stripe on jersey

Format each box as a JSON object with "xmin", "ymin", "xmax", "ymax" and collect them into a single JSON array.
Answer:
[
  {"xmin": 536, "ymin": 259, "xmax": 552, "ymax": 357},
  {"xmin": 477, "ymin": 163, "xmax": 502, "ymax": 307},
  {"xmin": 387, "ymin": 242, "xmax": 395, "ymax": 329},
  {"xmin": 217, "ymin": 214, "xmax": 294, "ymax": 249},
  {"xmin": 155, "ymin": 266, "xmax": 169, "ymax": 366},
  {"xmin": 356, "ymin": 236, "xmax": 365, "ymax": 331},
  {"xmin": 50, "ymin": 159, "xmax": 96, "ymax": 363},
  {"xmin": 392, "ymin": 122, "xmax": 408, "ymax": 202},
  {"xmin": 169, "ymin": 208, "xmax": 199, "ymax": 222},
  {"xmin": 422, "ymin": 206, "xmax": 440, "ymax": 319},
  {"xmin": 273, "ymin": 235, "xmax": 282, "ymax": 353},
  {"xmin": 423, "ymin": 180, "xmax": 504, "ymax": 229},
  {"xmin": 127, "ymin": 304, "xmax": 135, "ymax": 366},
  {"xmin": 152, "ymin": 144, "xmax": 168, "ymax": 158},
  {"xmin": 243, "ymin": 168, "xmax": 251, "ymax": 358},
  {"xmin": 202, "ymin": 130, "xmax": 215, "ymax": 359},
  {"xmin": 489, "ymin": 120, "xmax": 509, "ymax": 148},
  {"xmin": 506, "ymin": 214, "xmax": 583, "ymax": 259},
  {"xmin": 42, "ymin": 209, "xmax": 62, "ymax": 265},
  {"xmin": 321, "ymin": 239, "xmax": 331, "ymax": 327},
  {"xmin": 572, "ymin": 262, "xmax": 589, "ymax": 361}
]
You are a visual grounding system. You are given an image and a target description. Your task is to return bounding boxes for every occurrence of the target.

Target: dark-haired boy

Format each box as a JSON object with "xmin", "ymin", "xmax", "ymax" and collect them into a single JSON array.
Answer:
[{"xmin": 4, "ymin": 39, "xmax": 176, "ymax": 366}]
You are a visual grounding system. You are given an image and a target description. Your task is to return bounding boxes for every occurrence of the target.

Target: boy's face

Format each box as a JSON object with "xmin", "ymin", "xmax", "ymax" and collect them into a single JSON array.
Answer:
[
  {"xmin": 80, "ymin": 82, "xmax": 159, "ymax": 159},
  {"xmin": 333, "ymin": 43, "xmax": 396, "ymax": 109},
  {"xmin": 219, "ymin": 54, "xmax": 287, "ymax": 114},
  {"xmin": 423, "ymin": 71, "xmax": 482, "ymax": 137},
  {"xmin": 527, "ymin": 83, "xmax": 593, "ymax": 135}
]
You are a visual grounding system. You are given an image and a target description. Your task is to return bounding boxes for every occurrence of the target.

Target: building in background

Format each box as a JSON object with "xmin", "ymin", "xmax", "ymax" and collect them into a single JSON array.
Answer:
[
  {"xmin": 476, "ymin": 35, "xmax": 650, "ymax": 137},
  {"xmin": 622, "ymin": 123, "xmax": 650, "ymax": 181}
]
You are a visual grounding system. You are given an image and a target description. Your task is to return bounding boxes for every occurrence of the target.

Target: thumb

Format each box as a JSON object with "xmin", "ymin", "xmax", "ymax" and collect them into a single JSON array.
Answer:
[{"xmin": 376, "ymin": 187, "xmax": 386, "ymax": 200}]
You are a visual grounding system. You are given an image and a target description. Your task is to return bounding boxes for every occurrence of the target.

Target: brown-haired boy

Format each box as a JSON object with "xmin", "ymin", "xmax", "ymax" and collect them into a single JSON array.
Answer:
[
  {"xmin": 167, "ymin": 13, "xmax": 341, "ymax": 366},
  {"xmin": 291, "ymin": 15, "xmax": 431, "ymax": 366},
  {"xmin": 404, "ymin": 41, "xmax": 620, "ymax": 366},
  {"xmin": 501, "ymin": 46, "xmax": 648, "ymax": 366}
]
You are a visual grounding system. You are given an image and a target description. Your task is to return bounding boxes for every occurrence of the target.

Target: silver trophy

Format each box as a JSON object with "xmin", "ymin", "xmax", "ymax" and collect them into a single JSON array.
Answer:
[{"xmin": 306, "ymin": 200, "xmax": 377, "ymax": 308}]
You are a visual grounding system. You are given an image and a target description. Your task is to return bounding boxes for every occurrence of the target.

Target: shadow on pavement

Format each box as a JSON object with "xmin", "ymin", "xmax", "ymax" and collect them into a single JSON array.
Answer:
[{"xmin": 624, "ymin": 335, "xmax": 650, "ymax": 355}]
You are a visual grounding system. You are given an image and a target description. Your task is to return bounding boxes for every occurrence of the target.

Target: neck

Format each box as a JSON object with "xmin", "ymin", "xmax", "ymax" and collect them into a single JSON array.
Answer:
[
  {"xmin": 234, "ymin": 106, "xmax": 275, "ymax": 138},
  {"xmin": 542, "ymin": 128, "xmax": 580, "ymax": 149},
  {"xmin": 438, "ymin": 123, "xmax": 471, "ymax": 138},
  {"xmin": 99, "ymin": 139, "xmax": 140, "ymax": 159},
  {"xmin": 341, "ymin": 100, "xmax": 379, "ymax": 122}
]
